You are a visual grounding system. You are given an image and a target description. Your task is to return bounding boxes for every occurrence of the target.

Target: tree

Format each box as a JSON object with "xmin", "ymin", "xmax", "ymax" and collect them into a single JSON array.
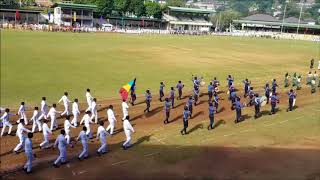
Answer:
[
  {"xmin": 166, "ymin": 0, "xmax": 185, "ymax": 7},
  {"xmin": 285, "ymin": 2, "xmax": 300, "ymax": 18},
  {"xmin": 94, "ymin": 0, "xmax": 114, "ymax": 16},
  {"xmin": 113, "ymin": 0, "xmax": 129, "ymax": 15},
  {"xmin": 230, "ymin": 1, "xmax": 250, "ymax": 16},
  {"xmin": 145, "ymin": 1, "xmax": 162, "ymax": 18},
  {"xmin": 211, "ymin": 10, "xmax": 242, "ymax": 31},
  {"xmin": 130, "ymin": 0, "xmax": 145, "ymax": 17}
]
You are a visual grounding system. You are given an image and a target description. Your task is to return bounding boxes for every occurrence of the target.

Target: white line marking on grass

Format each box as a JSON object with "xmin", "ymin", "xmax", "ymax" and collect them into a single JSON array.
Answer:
[
  {"xmin": 151, "ymin": 136, "xmax": 166, "ymax": 145},
  {"xmin": 223, "ymin": 133, "xmax": 234, "ymax": 137},
  {"xmin": 312, "ymin": 109, "xmax": 320, "ymax": 112},
  {"xmin": 263, "ymin": 123, "xmax": 276, "ymax": 127},
  {"xmin": 240, "ymin": 129, "xmax": 254, "ymax": 133},
  {"xmin": 111, "ymin": 160, "xmax": 128, "ymax": 166},
  {"xmin": 144, "ymin": 152, "xmax": 159, "ymax": 157},
  {"xmin": 279, "ymin": 120, "xmax": 289, "ymax": 124}
]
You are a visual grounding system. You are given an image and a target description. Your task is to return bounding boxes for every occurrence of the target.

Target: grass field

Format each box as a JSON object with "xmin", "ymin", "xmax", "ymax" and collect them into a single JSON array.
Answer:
[
  {"xmin": 1, "ymin": 30, "xmax": 320, "ymax": 179},
  {"xmin": 1, "ymin": 30, "xmax": 319, "ymax": 107}
]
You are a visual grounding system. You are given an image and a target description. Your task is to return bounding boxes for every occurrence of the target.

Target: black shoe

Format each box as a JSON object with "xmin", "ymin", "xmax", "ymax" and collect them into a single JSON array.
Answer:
[
  {"xmin": 53, "ymin": 163, "xmax": 59, "ymax": 168},
  {"xmin": 26, "ymin": 170, "xmax": 32, "ymax": 174},
  {"xmin": 180, "ymin": 130, "xmax": 184, "ymax": 135},
  {"xmin": 96, "ymin": 151, "xmax": 101, "ymax": 156},
  {"xmin": 78, "ymin": 157, "xmax": 82, "ymax": 161}
]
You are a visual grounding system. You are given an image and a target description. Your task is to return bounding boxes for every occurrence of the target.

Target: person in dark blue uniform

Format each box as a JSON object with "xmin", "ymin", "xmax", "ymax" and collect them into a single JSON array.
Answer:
[
  {"xmin": 212, "ymin": 77, "xmax": 220, "ymax": 94},
  {"xmin": 176, "ymin": 81, "xmax": 184, "ymax": 100},
  {"xmin": 164, "ymin": 98, "xmax": 171, "ymax": 124},
  {"xmin": 169, "ymin": 87, "xmax": 175, "ymax": 108},
  {"xmin": 254, "ymin": 93, "xmax": 261, "ymax": 118},
  {"xmin": 193, "ymin": 86, "xmax": 200, "ymax": 106},
  {"xmin": 234, "ymin": 97, "xmax": 243, "ymax": 123},
  {"xmin": 243, "ymin": 78, "xmax": 251, "ymax": 97},
  {"xmin": 227, "ymin": 75, "xmax": 234, "ymax": 88},
  {"xmin": 144, "ymin": 90, "xmax": 152, "ymax": 113},
  {"xmin": 208, "ymin": 82, "xmax": 214, "ymax": 102},
  {"xmin": 187, "ymin": 96, "xmax": 193, "ymax": 118},
  {"xmin": 230, "ymin": 89, "xmax": 237, "ymax": 110},
  {"xmin": 130, "ymin": 86, "xmax": 136, "ymax": 106},
  {"xmin": 269, "ymin": 93, "xmax": 279, "ymax": 115},
  {"xmin": 248, "ymin": 87, "xmax": 255, "ymax": 106},
  {"xmin": 192, "ymin": 75, "xmax": 200, "ymax": 89},
  {"xmin": 287, "ymin": 89, "xmax": 296, "ymax": 112},
  {"xmin": 159, "ymin": 82, "xmax": 165, "ymax": 102},
  {"xmin": 208, "ymin": 102, "xmax": 215, "ymax": 130},
  {"xmin": 272, "ymin": 79, "xmax": 278, "ymax": 94},
  {"xmin": 180, "ymin": 106, "xmax": 190, "ymax": 135},
  {"xmin": 265, "ymin": 83, "xmax": 271, "ymax": 104}
]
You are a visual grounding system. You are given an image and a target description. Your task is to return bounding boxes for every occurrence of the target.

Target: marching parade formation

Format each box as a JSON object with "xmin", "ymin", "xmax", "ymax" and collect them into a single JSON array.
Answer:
[{"xmin": 0, "ymin": 60, "xmax": 319, "ymax": 174}]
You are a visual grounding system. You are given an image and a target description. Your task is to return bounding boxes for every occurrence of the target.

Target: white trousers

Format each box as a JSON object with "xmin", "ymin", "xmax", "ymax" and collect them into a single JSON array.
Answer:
[
  {"xmin": 37, "ymin": 111, "xmax": 47, "ymax": 121},
  {"xmin": 90, "ymin": 110, "xmax": 98, "ymax": 123},
  {"xmin": 24, "ymin": 151, "xmax": 33, "ymax": 172},
  {"xmin": 1, "ymin": 121, "xmax": 13, "ymax": 136},
  {"xmin": 122, "ymin": 112, "xmax": 128, "ymax": 120},
  {"xmin": 19, "ymin": 112, "xmax": 28, "ymax": 125},
  {"xmin": 71, "ymin": 111, "xmax": 79, "ymax": 126},
  {"xmin": 40, "ymin": 134, "xmax": 50, "ymax": 148},
  {"xmin": 61, "ymin": 104, "xmax": 70, "ymax": 116},
  {"xmin": 79, "ymin": 142, "xmax": 88, "ymax": 159},
  {"xmin": 106, "ymin": 121, "xmax": 115, "ymax": 135},
  {"xmin": 98, "ymin": 137, "xmax": 107, "ymax": 153},
  {"xmin": 50, "ymin": 116, "xmax": 57, "ymax": 131},
  {"xmin": 54, "ymin": 147, "xmax": 66, "ymax": 165},
  {"xmin": 123, "ymin": 132, "xmax": 132, "ymax": 147},
  {"xmin": 32, "ymin": 120, "xmax": 42, "ymax": 133},
  {"xmin": 14, "ymin": 134, "xmax": 25, "ymax": 152},
  {"xmin": 65, "ymin": 129, "xmax": 71, "ymax": 144}
]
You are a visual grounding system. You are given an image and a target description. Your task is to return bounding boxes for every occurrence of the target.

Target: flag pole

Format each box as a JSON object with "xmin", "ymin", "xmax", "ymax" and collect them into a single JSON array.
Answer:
[
  {"xmin": 296, "ymin": 2, "xmax": 304, "ymax": 35},
  {"xmin": 280, "ymin": 0, "xmax": 289, "ymax": 34}
]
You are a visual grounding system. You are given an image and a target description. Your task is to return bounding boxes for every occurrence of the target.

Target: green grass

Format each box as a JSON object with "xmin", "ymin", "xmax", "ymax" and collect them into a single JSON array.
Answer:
[{"xmin": 1, "ymin": 30, "xmax": 319, "ymax": 107}]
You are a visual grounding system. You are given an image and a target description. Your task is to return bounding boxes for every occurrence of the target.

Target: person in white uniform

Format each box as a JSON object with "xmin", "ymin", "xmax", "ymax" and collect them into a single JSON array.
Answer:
[
  {"xmin": 122, "ymin": 99, "xmax": 129, "ymax": 120},
  {"xmin": 71, "ymin": 99, "xmax": 80, "ymax": 127},
  {"xmin": 85, "ymin": 89, "xmax": 93, "ymax": 112},
  {"xmin": 1, "ymin": 108, "xmax": 14, "ymax": 136},
  {"xmin": 77, "ymin": 126, "xmax": 89, "ymax": 160},
  {"xmin": 122, "ymin": 116, "xmax": 134, "ymax": 150},
  {"xmin": 37, "ymin": 97, "xmax": 48, "ymax": 121},
  {"xmin": 23, "ymin": 132, "xmax": 34, "ymax": 174},
  {"xmin": 48, "ymin": 104, "xmax": 61, "ymax": 131},
  {"xmin": 17, "ymin": 102, "xmax": 28, "ymax": 125},
  {"xmin": 80, "ymin": 111, "xmax": 93, "ymax": 139},
  {"xmin": 53, "ymin": 129, "xmax": 68, "ymax": 168},
  {"xmin": 30, "ymin": 107, "xmax": 42, "ymax": 133},
  {"xmin": 40, "ymin": 119, "xmax": 52, "ymax": 149},
  {"xmin": 96, "ymin": 121, "xmax": 109, "ymax": 155},
  {"xmin": 58, "ymin": 92, "xmax": 72, "ymax": 116},
  {"xmin": 90, "ymin": 98, "xmax": 98, "ymax": 123},
  {"xmin": 64, "ymin": 115, "xmax": 76, "ymax": 146},
  {"xmin": 14, "ymin": 119, "xmax": 31, "ymax": 153},
  {"xmin": 106, "ymin": 105, "xmax": 117, "ymax": 135}
]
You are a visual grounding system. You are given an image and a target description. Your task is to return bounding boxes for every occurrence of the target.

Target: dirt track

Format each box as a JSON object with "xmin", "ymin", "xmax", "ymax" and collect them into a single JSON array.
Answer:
[{"xmin": 0, "ymin": 84, "xmax": 319, "ymax": 179}]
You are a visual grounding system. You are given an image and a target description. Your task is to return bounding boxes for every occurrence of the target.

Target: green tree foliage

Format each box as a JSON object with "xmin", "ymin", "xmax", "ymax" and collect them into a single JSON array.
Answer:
[
  {"xmin": 129, "ymin": 0, "xmax": 145, "ymax": 17},
  {"xmin": 211, "ymin": 9, "xmax": 241, "ymax": 30},
  {"xmin": 145, "ymin": 1, "xmax": 162, "ymax": 18},
  {"xmin": 285, "ymin": 2, "xmax": 300, "ymax": 18},
  {"xmin": 94, "ymin": 0, "xmax": 114, "ymax": 16},
  {"xmin": 166, "ymin": 0, "xmax": 185, "ymax": 7},
  {"xmin": 113, "ymin": 0, "xmax": 129, "ymax": 15}
]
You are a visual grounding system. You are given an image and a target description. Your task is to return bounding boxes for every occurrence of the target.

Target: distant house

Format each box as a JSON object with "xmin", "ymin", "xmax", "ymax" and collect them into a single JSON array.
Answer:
[{"xmin": 233, "ymin": 14, "xmax": 320, "ymax": 34}]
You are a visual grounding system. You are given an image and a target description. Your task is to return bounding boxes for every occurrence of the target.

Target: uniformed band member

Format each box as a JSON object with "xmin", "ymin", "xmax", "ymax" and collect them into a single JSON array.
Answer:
[
  {"xmin": 164, "ymin": 98, "xmax": 171, "ymax": 124},
  {"xmin": 187, "ymin": 96, "xmax": 194, "ymax": 118},
  {"xmin": 144, "ymin": 90, "xmax": 152, "ymax": 113},
  {"xmin": 208, "ymin": 102, "xmax": 215, "ymax": 130},
  {"xmin": 254, "ymin": 94, "xmax": 261, "ymax": 118},
  {"xmin": 159, "ymin": 82, "xmax": 165, "ymax": 102},
  {"xmin": 243, "ymin": 79, "xmax": 250, "ymax": 97},
  {"xmin": 265, "ymin": 83, "xmax": 271, "ymax": 104},
  {"xmin": 287, "ymin": 89, "xmax": 297, "ymax": 112},
  {"xmin": 306, "ymin": 72, "xmax": 312, "ymax": 85},
  {"xmin": 227, "ymin": 75, "xmax": 234, "ymax": 88},
  {"xmin": 77, "ymin": 126, "xmax": 89, "ymax": 160},
  {"xmin": 269, "ymin": 93, "xmax": 279, "ymax": 115},
  {"xmin": 96, "ymin": 121, "xmax": 109, "ymax": 155},
  {"xmin": 40, "ymin": 119, "xmax": 52, "ymax": 149},
  {"xmin": 23, "ymin": 132, "xmax": 34, "ymax": 174},
  {"xmin": 284, "ymin": 73, "xmax": 290, "ymax": 87},
  {"xmin": 192, "ymin": 75, "xmax": 200, "ymax": 89},
  {"xmin": 122, "ymin": 116, "xmax": 134, "ymax": 150},
  {"xmin": 272, "ymin": 79, "xmax": 278, "ymax": 94},
  {"xmin": 208, "ymin": 82, "xmax": 214, "ymax": 102},
  {"xmin": 130, "ymin": 86, "xmax": 137, "ymax": 106},
  {"xmin": 230, "ymin": 87, "xmax": 237, "ymax": 110},
  {"xmin": 30, "ymin": 107, "xmax": 41, "ymax": 133},
  {"xmin": 180, "ymin": 106, "xmax": 190, "ymax": 135},
  {"xmin": 14, "ymin": 119, "xmax": 31, "ymax": 153},
  {"xmin": 235, "ymin": 97, "xmax": 243, "ymax": 123},
  {"xmin": 193, "ymin": 86, "xmax": 200, "ymax": 106},
  {"xmin": 17, "ymin": 102, "xmax": 28, "ymax": 125},
  {"xmin": 213, "ymin": 93, "xmax": 219, "ymax": 113},
  {"xmin": 176, "ymin": 81, "xmax": 184, "ymax": 100},
  {"xmin": 248, "ymin": 87, "xmax": 255, "ymax": 106},
  {"xmin": 58, "ymin": 92, "xmax": 71, "ymax": 116},
  {"xmin": 53, "ymin": 129, "xmax": 67, "ymax": 168},
  {"xmin": 169, "ymin": 87, "xmax": 175, "ymax": 108}
]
